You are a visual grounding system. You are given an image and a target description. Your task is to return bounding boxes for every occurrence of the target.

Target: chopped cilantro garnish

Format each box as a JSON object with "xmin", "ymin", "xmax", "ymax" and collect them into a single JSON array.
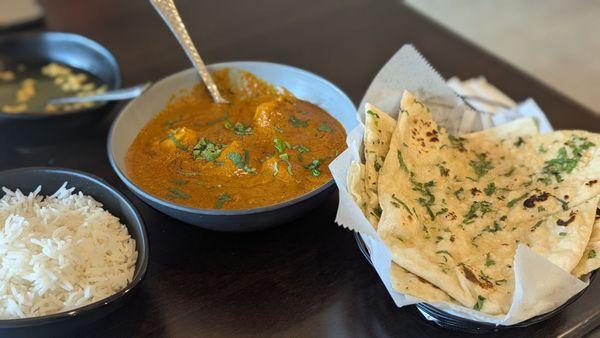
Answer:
[
  {"xmin": 228, "ymin": 150, "xmax": 256, "ymax": 173},
  {"xmin": 485, "ymin": 253, "xmax": 495, "ymax": 266},
  {"xmin": 305, "ymin": 159, "xmax": 322, "ymax": 176},
  {"xmin": 542, "ymin": 136, "xmax": 595, "ymax": 183},
  {"xmin": 507, "ymin": 192, "xmax": 528, "ymax": 208},
  {"xmin": 318, "ymin": 122, "xmax": 332, "ymax": 133},
  {"xmin": 588, "ymin": 250, "xmax": 597, "ymax": 259},
  {"xmin": 473, "ymin": 295, "xmax": 485, "ymax": 311},
  {"xmin": 469, "ymin": 153, "xmax": 494, "ymax": 179},
  {"xmin": 170, "ymin": 178, "xmax": 188, "ymax": 186},
  {"xmin": 438, "ymin": 162, "xmax": 449, "ymax": 176},
  {"xmin": 484, "ymin": 182, "xmax": 496, "ymax": 196},
  {"xmin": 410, "ymin": 179, "xmax": 436, "ymax": 220},
  {"xmin": 214, "ymin": 193, "xmax": 231, "ymax": 209},
  {"xmin": 225, "ymin": 121, "xmax": 252, "ymax": 135},
  {"xmin": 413, "ymin": 98, "xmax": 426, "ymax": 109},
  {"xmin": 366, "ymin": 110, "xmax": 379, "ymax": 118},
  {"xmin": 453, "ymin": 187, "xmax": 465, "ymax": 201},
  {"xmin": 483, "ymin": 222, "xmax": 502, "ymax": 233},
  {"xmin": 294, "ymin": 144, "xmax": 310, "ymax": 153},
  {"xmin": 479, "ymin": 270, "xmax": 492, "ymax": 283},
  {"xmin": 502, "ymin": 166, "xmax": 516, "ymax": 177},
  {"xmin": 193, "ymin": 138, "xmax": 222, "ymax": 162},
  {"xmin": 374, "ymin": 161, "xmax": 382, "ymax": 172},
  {"xmin": 397, "ymin": 150, "xmax": 408, "ymax": 172},
  {"xmin": 514, "ymin": 137, "xmax": 525, "ymax": 147},
  {"xmin": 391, "ymin": 194, "xmax": 412, "ymax": 215},
  {"xmin": 463, "ymin": 201, "xmax": 492, "ymax": 224},
  {"xmin": 436, "ymin": 208, "xmax": 448, "ymax": 216},
  {"xmin": 167, "ymin": 132, "xmax": 188, "ymax": 151},
  {"xmin": 371, "ymin": 206, "xmax": 382, "ymax": 219},
  {"xmin": 166, "ymin": 187, "xmax": 190, "ymax": 200},
  {"xmin": 521, "ymin": 179, "xmax": 533, "ymax": 187},
  {"xmin": 551, "ymin": 195, "xmax": 570, "ymax": 210},
  {"xmin": 273, "ymin": 137, "xmax": 290, "ymax": 153},
  {"xmin": 559, "ymin": 232, "xmax": 567, "ymax": 236},
  {"xmin": 530, "ymin": 219, "xmax": 544, "ymax": 232},
  {"xmin": 279, "ymin": 153, "xmax": 293, "ymax": 174},
  {"xmin": 538, "ymin": 176, "xmax": 552, "ymax": 185},
  {"xmin": 448, "ymin": 135, "xmax": 467, "ymax": 151},
  {"xmin": 289, "ymin": 115, "xmax": 308, "ymax": 128}
]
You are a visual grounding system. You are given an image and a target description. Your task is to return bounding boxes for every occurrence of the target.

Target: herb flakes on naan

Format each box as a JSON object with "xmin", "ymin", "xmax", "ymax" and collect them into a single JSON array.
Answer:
[
  {"xmin": 364, "ymin": 103, "xmax": 396, "ymax": 228},
  {"xmin": 377, "ymin": 91, "xmax": 600, "ymax": 315},
  {"xmin": 572, "ymin": 206, "xmax": 600, "ymax": 277}
]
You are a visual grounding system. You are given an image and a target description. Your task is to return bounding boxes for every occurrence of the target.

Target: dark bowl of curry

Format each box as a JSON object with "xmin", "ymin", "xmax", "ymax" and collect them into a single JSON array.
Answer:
[{"xmin": 108, "ymin": 62, "xmax": 357, "ymax": 231}]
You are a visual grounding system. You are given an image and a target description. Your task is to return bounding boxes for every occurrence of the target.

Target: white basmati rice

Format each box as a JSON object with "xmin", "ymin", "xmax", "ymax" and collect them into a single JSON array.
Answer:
[{"xmin": 0, "ymin": 183, "xmax": 137, "ymax": 319}]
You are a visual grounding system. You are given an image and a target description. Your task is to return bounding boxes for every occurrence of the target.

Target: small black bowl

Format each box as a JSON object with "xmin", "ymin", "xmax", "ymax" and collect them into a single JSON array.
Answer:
[
  {"xmin": 0, "ymin": 167, "xmax": 148, "ymax": 336},
  {"xmin": 354, "ymin": 232, "xmax": 595, "ymax": 334},
  {"xmin": 0, "ymin": 32, "xmax": 121, "ymax": 127}
]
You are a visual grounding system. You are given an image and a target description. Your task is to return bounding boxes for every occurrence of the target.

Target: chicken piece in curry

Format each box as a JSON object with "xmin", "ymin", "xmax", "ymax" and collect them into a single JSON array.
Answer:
[{"xmin": 125, "ymin": 68, "xmax": 347, "ymax": 209}]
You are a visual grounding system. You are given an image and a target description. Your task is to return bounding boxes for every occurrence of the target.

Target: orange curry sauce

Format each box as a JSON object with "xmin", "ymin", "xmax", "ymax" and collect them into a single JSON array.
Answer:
[{"xmin": 125, "ymin": 69, "xmax": 346, "ymax": 209}]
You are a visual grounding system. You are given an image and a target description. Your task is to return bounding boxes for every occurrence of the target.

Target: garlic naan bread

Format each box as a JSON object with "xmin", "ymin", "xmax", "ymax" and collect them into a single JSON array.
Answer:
[
  {"xmin": 363, "ymin": 103, "xmax": 396, "ymax": 228},
  {"xmin": 349, "ymin": 106, "xmax": 547, "ymax": 305},
  {"xmin": 390, "ymin": 263, "xmax": 452, "ymax": 302},
  {"xmin": 350, "ymin": 103, "xmax": 456, "ymax": 302},
  {"xmin": 573, "ymin": 206, "xmax": 600, "ymax": 277},
  {"xmin": 462, "ymin": 117, "xmax": 538, "ymax": 141},
  {"xmin": 347, "ymin": 161, "xmax": 367, "ymax": 214},
  {"xmin": 390, "ymin": 117, "xmax": 544, "ymax": 303},
  {"xmin": 378, "ymin": 91, "xmax": 600, "ymax": 315}
]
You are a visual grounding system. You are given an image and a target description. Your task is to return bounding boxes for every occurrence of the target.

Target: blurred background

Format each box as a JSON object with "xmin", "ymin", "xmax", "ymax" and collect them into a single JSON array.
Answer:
[{"xmin": 406, "ymin": 0, "xmax": 600, "ymax": 115}]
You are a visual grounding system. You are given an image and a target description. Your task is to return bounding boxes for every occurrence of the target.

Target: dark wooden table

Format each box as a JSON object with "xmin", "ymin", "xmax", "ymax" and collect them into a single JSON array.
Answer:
[{"xmin": 2, "ymin": 0, "xmax": 599, "ymax": 337}]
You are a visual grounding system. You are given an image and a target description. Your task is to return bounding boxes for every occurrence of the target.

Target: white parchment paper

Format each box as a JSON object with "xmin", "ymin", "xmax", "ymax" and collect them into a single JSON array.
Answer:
[{"xmin": 329, "ymin": 45, "xmax": 589, "ymax": 325}]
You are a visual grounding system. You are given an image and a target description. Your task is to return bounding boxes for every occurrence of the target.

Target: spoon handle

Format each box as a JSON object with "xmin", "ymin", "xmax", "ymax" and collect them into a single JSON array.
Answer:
[
  {"xmin": 150, "ymin": 0, "xmax": 228, "ymax": 104},
  {"xmin": 47, "ymin": 83, "xmax": 152, "ymax": 104}
]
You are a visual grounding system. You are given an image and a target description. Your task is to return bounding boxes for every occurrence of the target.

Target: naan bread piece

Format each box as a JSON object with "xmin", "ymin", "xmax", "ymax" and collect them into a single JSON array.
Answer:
[
  {"xmin": 378, "ymin": 91, "xmax": 600, "ymax": 315},
  {"xmin": 363, "ymin": 103, "xmax": 397, "ymax": 228},
  {"xmin": 356, "ymin": 105, "xmax": 540, "ymax": 303},
  {"xmin": 362, "ymin": 103, "xmax": 456, "ymax": 302},
  {"xmin": 389, "ymin": 116, "xmax": 540, "ymax": 303},
  {"xmin": 347, "ymin": 161, "xmax": 367, "ymax": 213},
  {"xmin": 572, "ymin": 206, "xmax": 600, "ymax": 277},
  {"xmin": 390, "ymin": 262, "xmax": 452, "ymax": 302},
  {"xmin": 465, "ymin": 131, "xmax": 600, "ymax": 217},
  {"xmin": 525, "ymin": 197, "xmax": 597, "ymax": 271},
  {"xmin": 462, "ymin": 117, "xmax": 538, "ymax": 140}
]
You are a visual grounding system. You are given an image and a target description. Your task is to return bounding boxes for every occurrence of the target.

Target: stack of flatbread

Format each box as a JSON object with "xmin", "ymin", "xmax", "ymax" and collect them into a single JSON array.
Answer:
[{"xmin": 347, "ymin": 91, "xmax": 600, "ymax": 316}]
